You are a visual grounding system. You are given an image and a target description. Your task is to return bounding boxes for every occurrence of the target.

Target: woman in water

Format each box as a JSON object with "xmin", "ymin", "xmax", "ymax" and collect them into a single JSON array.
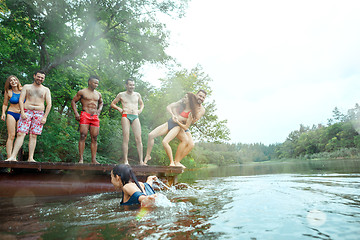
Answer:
[
  {"xmin": 111, "ymin": 164, "xmax": 157, "ymax": 207},
  {"xmin": 144, "ymin": 92, "xmax": 200, "ymax": 168},
  {"xmin": 1, "ymin": 75, "xmax": 22, "ymax": 159}
]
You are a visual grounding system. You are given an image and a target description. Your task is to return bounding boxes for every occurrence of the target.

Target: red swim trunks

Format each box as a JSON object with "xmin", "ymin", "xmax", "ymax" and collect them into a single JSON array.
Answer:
[
  {"xmin": 17, "ymin": 109, "xmax": 45, "ymax": 135},
  {"xmin": 80, "ymin": 111, "xmax": 100, "ymax": 127}
]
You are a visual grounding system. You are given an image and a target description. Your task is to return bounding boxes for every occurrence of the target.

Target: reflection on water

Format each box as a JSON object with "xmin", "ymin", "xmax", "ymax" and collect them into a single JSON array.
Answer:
[{"xmin": 0, "ymin": 159, "xmax": 360, "ymax": 239}]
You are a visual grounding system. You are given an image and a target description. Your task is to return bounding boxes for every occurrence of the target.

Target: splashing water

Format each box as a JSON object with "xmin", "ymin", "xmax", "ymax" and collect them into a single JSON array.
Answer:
[{"xmin": 154, "ymin": 178, "xmax": 176, "ymax": 192}]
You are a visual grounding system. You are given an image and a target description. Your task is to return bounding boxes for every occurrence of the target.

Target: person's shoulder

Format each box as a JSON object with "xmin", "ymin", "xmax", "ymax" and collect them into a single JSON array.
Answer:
[
  {"xmin": 77, "ymin": 88, "xmax": 87, "ymax": 94},
  {"xmin": 94, "ymin": 89, "xmax": 102, "ymax": 96}
]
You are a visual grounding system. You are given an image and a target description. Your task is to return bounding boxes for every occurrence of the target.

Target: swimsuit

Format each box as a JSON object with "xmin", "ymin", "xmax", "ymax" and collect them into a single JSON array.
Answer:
[
  {"xmin": 122, "ymin": 114, "xmax": 138, "ymax": 124},
  {"xmin": 9, "ymin": 93, "xmax": 20, "ymax": 104},
  {"xmin": 167, "ymin": 118, "xmax": 190, "ymax": 132},
  {"xmin": 180, "ymin": 111, "xmax": 190, "ymax": 118},
  {"xmin": 17, "ymin": 109, "xmax": 44, "ymax": 135},
  {"xmin": 7, "ymin": 111, "xmax": 21, "ymax": 121},
  {"xmin": 168, "ymin": 110, "xmax": 191, "ymax": 132},
  {"xmin": 167, "ymin": 118, "xmax": 179, "ymax": 131},
  {"xmin": 80, "ymin": 111, "xmax": 100, "ymax": 127},
  {"xmin": 121, "ymin": 183, "xmax": 156, "ymax": 205}
]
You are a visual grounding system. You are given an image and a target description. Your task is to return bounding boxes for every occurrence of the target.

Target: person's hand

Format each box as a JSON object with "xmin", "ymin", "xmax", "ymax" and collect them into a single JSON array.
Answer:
[
  {"xmin": 40, "ymin": 116, "xmax": 47, "ymax": 125},
  {"xmin": 141, "ymin": 194, "xmax": 157, "ymax": 208},
  {"xmin": 1, "ymin": 114, "xmax": 5, "ymax": 121},
  {"xmin": 75, "ymin": 114, "xmax": 80, "ymax": 122},
  {"xmin": 148, "ymin": 176, "xmax": 158, "ymax": 181},
  {"xmin": 21, "ymin": 113, "xmax": 27, "ymax": 120}
]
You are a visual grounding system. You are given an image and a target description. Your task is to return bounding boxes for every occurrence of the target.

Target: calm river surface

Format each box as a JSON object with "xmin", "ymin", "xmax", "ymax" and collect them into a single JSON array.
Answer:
[{"xmin": 1, "ymin": 159, "xmax": 360, "ymax": 239}]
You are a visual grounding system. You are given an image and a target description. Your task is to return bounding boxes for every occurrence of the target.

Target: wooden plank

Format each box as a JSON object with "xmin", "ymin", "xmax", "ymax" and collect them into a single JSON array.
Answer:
[{"xmin": 0, "ymin": 161, "xmax": 184, "ymax": 174}]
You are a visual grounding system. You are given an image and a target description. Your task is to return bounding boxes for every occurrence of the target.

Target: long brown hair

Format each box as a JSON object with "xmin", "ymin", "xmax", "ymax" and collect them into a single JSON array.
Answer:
[
  {"xmin": 187, "ymin": 92, "xmax": 199, "ymax": 120},
  {"xmin": 4, "ymin": 75, "xmax": 22, "ymax": 92}
]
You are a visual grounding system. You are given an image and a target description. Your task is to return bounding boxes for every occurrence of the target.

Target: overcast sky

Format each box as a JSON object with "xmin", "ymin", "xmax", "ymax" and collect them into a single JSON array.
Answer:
[{"xmin": 142, "ymin": 0, "xmax": 360, "ymax": 145}]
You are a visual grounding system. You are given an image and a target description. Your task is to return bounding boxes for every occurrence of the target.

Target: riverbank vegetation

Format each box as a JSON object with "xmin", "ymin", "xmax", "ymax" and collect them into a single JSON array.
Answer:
[{"xmin": 190, "ymin": 105, "xmax": 360, "ymax": 167}]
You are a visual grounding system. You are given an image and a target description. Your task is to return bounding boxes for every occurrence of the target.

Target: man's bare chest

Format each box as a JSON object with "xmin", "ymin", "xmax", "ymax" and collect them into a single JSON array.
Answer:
[{"xmin": 28, "ymin": 88, "xmax": 45, "ymax": 99}]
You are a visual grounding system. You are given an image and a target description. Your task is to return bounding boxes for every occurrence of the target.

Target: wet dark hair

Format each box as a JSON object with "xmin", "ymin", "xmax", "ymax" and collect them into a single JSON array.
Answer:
[
  {"xmin": 35, "ymin": 70, "xmax": 46, "ymax": 76},
  {"xmin": 88, "ymin": 75, "xmax": 99, "ymax": 84},
  {"xmin": 197, "ymin": 89, "xmax": 207, "ymax": 96},
  {"xmin": 112, "ymin": 164, "xmax": 143, "ymax": 193},
  {"xmin": 125, "ymin": 78, "xmax": 134, "ymax": 85}
]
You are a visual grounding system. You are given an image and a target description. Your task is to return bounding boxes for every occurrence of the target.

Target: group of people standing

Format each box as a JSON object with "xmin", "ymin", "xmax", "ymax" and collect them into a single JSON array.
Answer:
[{"xmin": 2, "ymin": 72, "xmax": 206, "ymax": 168}]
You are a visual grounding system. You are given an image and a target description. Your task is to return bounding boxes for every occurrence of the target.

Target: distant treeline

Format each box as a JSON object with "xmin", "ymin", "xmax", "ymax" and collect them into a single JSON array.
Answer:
[{"xmin": 188, "ymin": 104, "xmax": 360, "ymax": 167}]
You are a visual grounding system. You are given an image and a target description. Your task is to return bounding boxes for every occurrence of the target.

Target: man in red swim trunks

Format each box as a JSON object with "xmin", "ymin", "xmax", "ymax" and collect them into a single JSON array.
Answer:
[{"xmin": 71, "ymin": 76, "xmax": 103, "ymax": 164}]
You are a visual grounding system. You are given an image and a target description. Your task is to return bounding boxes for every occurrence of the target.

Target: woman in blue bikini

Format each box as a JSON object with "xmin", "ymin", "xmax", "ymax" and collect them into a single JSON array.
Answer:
[
  {"xmin": 1, "ymin": 75, "xmax": 23, "ymax": 159},
  {"xmin": 111, "ymin": 164, "xmax": 157, "ymax": 207}
]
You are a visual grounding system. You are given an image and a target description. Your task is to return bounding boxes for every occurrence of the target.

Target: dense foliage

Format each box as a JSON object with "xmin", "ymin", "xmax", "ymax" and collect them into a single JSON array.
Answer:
[{"xmin": 0, "ymin": 0, "xmax": 231, "ymax": 165}]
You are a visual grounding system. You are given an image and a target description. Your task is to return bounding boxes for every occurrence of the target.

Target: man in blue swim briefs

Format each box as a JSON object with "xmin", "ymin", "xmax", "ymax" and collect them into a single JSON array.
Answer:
[
  {"xmin": 111, "ymin": 79, "xmax": 145, "ymax": 165},
  {"xmin": 6, "ymin": 70, "xmax": 52, "ymax": 162}
]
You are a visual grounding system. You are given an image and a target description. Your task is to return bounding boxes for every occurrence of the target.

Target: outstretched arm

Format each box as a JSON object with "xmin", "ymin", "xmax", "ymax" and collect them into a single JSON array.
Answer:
[
  {"xmin": 139, "ymin": 194, "xmax": 157, "ymax": 207},
  {"xmin": 146, "ymin": 176, "xmax": 158, "ymax": 186}
]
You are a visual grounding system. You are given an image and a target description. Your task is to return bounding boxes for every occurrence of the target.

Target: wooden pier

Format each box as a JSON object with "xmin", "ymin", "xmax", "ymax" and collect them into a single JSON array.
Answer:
[{"xmin": 0, "ymin": 161, "xmax": 184, "ymax": 197}]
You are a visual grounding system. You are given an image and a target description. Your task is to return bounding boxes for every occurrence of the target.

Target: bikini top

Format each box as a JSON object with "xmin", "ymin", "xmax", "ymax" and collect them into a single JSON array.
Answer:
[
  {"xmin": 9, "ymin": 92, "xmax": 20, "ymax": 104},
  {"xmin": 121, "ymin": 182, "xmax": 156, "ymax": 205},
  {"xmin": 180, "ymin": 111, "xmax": 191, "ymax": 118}
]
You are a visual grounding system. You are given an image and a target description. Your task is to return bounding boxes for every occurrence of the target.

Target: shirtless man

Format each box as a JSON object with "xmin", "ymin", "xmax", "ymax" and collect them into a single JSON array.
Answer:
[
  {"xmin": 6, "ymin": 70, "xmax": 52, "ymax": 162},
  {"xmin": 111, "ymin": 79, "xmax": 144, "ymax": 165},
  {"xmin": 173, "ymin": 90, "xmax": 206, "ymax": 167},
  {"xmin": 71, "ymin": 76, "xmax": 103, "ymax": 164}
]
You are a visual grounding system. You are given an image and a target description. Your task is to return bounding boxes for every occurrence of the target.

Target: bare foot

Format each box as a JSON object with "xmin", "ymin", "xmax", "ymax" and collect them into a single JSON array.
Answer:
[
  {"xmin": 5, "ymin": 158, "xmax": 17, "ymax": 162},
  {"xmin": 78, "ymin": 159, "xmax": 84, "ymax": 164},
  {"xmin": 124, "ymin": 160, "xmax": 129, "ymax": 165},
  {"xmin": 175, "ymin": 162, "xmax": 186, "ymax": 169},
  {"xmin": 144, "ymin": 156, "xmax": 151, "ymax": 164},
  {"xmin": 28, "ymin": 159, "xmax": 36, "ymax": 162},
  {"xmin": 140, "ymin": 161, "xmax": 147, "ymax": 166},
  {"xmin": 91, "ymin": 160, "xmax": 100, "ymax": 164}
]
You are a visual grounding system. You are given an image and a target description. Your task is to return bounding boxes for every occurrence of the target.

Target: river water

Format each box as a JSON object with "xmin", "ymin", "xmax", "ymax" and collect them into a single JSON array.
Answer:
[{"xmin": 1, "ymin": 159, "xmax": 360, "ymax": 239}]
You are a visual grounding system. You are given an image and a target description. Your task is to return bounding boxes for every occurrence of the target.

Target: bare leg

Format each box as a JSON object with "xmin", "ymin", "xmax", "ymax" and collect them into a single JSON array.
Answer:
[
  {"xmin": 28, "ymin": 134, "xmax": 38, "ymax": 162},
  {"xmin": 6, "ymin": 132, "xmax": 26, "ymax": 161},
  {"xmin": 174, "ymin": 131, "xmax": 194, "ymax": 168},
  {"xmin": 162, "ymin": 127, "xmax": 181, "ymax": 166},
  {"xmin": 6, "ymin": 114, "xmax": 17, "ymax": 158},
  {"xmin": 90, "ymin": 126, "xmax": 100, "ymax": 164},
  {"xmin": 79, "ymin": 124, "xmax": 89, "ymax": 163},
  {"xmin": 144, "ymin": 122, "xmax": 169, "ymax": 164},
  {"xmin": 131, "ymin": 118, "xmax": 144, "ymax": 165},
  {"xmin": 121, "ymin": 117, "xmax": 131, "ymax": 164}
]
